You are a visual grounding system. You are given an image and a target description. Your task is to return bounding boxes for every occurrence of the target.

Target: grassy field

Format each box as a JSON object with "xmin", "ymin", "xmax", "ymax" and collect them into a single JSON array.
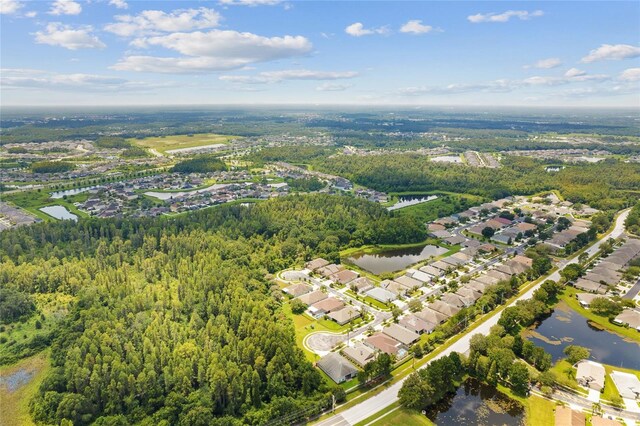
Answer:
[
  {"xmin": 2, "ymin": 189, "xmax": 90, "ymax": 222},
  {"xmin": 0, "ymin": 293, "xmax": 74, "ymax": 366},
  {"xmin": 560, "ymin": 285, "xmax": 640, "ymax": 343},
  {"xmin": 0, "ymin": 352, "xmax": 49, "ymax": 426},
  {"xmin": 130, "ymin": 133, "xmax": 238, "ymax": 154},
  {"xmin": 548, "ymin": 360, "xmax": 586, "ymax": 394},
  {"xmin": 357, "ymin": 402, "xmax": 434, "ymax": 426}
]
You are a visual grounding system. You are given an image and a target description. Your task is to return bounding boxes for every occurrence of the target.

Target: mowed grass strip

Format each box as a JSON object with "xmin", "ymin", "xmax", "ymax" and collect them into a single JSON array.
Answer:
[{"xmin": 130, "ymin": 133, "xmax": 238, "ymax": 154}]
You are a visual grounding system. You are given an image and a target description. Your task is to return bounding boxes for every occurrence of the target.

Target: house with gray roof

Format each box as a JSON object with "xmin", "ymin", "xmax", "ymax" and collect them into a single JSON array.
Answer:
[
  {"xmin": 328, "ymin": 306, "xmax": 361, "ymax": 325},
  {"xmin": 400, "ymin": 314, "xmax": 436, "ymax": 334},
  {"xmin": 365, "ymin": 287, "xmax": 396, "ymax": 303},
  {"xmin": 382, "ymin": 323, "xmax": 420, "ymax": 346},
  {"xmin": 613, "ymin": 308, "xmax": 640, "ymax": 331},
  {"xmin": 316, "ymin": 353, "xmax": 358, "ymax": 384}
]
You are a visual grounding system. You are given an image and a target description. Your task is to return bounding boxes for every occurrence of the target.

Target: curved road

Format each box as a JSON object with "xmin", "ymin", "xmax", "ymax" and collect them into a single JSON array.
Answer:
[{"xmin": 315, "ymin": 209, "xmax": 631, "ymax": 426}]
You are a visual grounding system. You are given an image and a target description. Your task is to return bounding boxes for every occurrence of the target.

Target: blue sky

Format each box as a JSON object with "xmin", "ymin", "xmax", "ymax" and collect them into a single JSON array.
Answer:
[{"xmin": 1, "ymin": 0, "xmax": 639, "ymax": 106}]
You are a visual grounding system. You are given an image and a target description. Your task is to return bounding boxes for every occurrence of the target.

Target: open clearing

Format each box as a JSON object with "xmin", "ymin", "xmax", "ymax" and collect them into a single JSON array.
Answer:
[
  {"xmin": 130, "ymin": 133, "xmax": 238, "ymax": 154},
  {"xmin": 0, "ymin": 352, "xmax": 49, "ymax": 426}
]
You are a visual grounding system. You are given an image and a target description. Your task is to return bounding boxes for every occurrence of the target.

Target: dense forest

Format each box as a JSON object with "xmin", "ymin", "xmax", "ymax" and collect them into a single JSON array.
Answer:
[
  {"xmin": 172, "ymin": 155, "xmax": 228, "ymax": 174},
  {"xmin": 309, "ymin": 154, "xmax": 640, "ymax": 212},
  {"xmin": 0, "ymin": 195, "xmax": 427, "ymax": 425},
  {"xmin": 625, "ymin": 202, "xmax": 640, "ymax": 236}
]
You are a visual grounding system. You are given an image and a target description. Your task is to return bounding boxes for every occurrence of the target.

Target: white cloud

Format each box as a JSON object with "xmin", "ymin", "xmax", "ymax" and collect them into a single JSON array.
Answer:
[
  {"xmin": 220, "ymin": 69, "xmax": 358, "ymax": 84},
  {"xmin": 564, "ymin": 68, "xmax": 586, "ymax": 78},
  {"xmin": 468, "ymin": 10, "xmax": 543, "ymax": 23},
  {"xmin": 345, "ymin": 22, "xmax": 390, "ymax": 37},
  {"xmin": 0, "ymin": 0, "xmax": 22, "ymax": 15},
  {"xmin": 113, "ymin": 30, "xmax": 312, "ymax": 73},
  {"xmin": 619, "ymin": 68, "xmax": 640, "ymax": 82},
  {"xmin": 24, "ymin": 10, "xmax": 36, "ymax": 17},
  {"xmin": 218, "ymin": 0, "xmax": 282, "ymax": 5},
  {"xmin": 581, "ymin": 44, "xmax": 640, "ymax": 62},
  {"xmin": 0, "ymin": 68, "xmax": 166, "ymax": 92},
  {"xmin": 399, "ymin": 20, "xmax": 434, "ymax": 34},
  {"xmin": 105, "ymin": 8, "xmax": 221, "ymax": 37},
  {"xmin": 524, "ymin": 57, "xmax": 562, "ymax": 69},
  {"xmin": 34, "ymin": 23, "xmax": 106, "ymax": 50},
  {"xmin": 109, "ymin": 0, "xmax": 128, "ymax": 10},
  {"xmin": 48, "ymin": 0, "xmax": 81, "ymax": 16},
  {"xmin": 316, "ymin": 83, "xmax": 351, "ymax": 91}
]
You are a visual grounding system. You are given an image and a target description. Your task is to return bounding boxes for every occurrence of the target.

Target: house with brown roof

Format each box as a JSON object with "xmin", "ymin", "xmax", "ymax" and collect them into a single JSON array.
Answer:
[
  {"xmin": 331, "ymin": 269, "xmax": 359, "ymax": 285},
  {"xmin": 350, "ymin": 276, "xmax": 374, "ymax": 293},
  {"xmin": 380, "ymin": 279, "xmax": 408, "ymax": 296},
  {"xmin": 591, "ymin": 417, "xmax": 623, "ymax": 426},
  {"xmin": 318, "ymin": 264, "xmax": 345, "ymax": 278},
  {"xmin": 305, "ymin": 258, "xmax": 330, "ymax": 271},
  {"xmin": 555, "ymin": 406, "xmax": 585, "ymax": 426},
  {"xmin": 364, "ymin": 333, "xmax": 407, "ymax": 357},
  {"xmin": 296, "ymin": 290, "xmax": 328, "ymax": 306},
  {"xmin": 309, "ymin": 298, "xmax": 345, "ymax": 317}
]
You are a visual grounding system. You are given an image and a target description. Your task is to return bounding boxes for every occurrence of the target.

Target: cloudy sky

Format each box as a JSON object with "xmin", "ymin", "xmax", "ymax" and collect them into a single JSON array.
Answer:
[{"xmin": 1, "ymin": 0, "xmax": 639, "ymax": 106}]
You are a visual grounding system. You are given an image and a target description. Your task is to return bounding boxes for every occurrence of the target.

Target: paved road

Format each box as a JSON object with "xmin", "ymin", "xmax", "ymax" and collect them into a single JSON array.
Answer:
[{"xmin": 315, "ymin": 209, "xmax": 631, "ymax": 426}]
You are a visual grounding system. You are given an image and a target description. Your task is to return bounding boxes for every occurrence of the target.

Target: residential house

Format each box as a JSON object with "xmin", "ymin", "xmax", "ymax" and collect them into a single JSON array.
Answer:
[
  {"xmin": 342, "ymin": 343, "xmax": 375, "ymax": 367},
  {"xmin": 555, "ymin": 406, "xmax": 585, "ymax": 426},
  {"xmin": 393, "ymin": 275, "xmax": 423, "ymax": 292},
  {"xmin": 382, "ymin": 324, "xmax": 420, "ymax": 346},
  {"xmin": 305, "ymin": 258, "xmax": 330, "ymax": 271},
  {"xmin": 405, "ymin": 269, "xmax": 432, "ymax": 284},
  {"xmin": 400, "ymin": 314, "xmax": 436, "ymax": 334},
  {"xmin": 283, "ymin": 283, "xmax": 311, "ymax": 298},
  {"xmin": 350, "ymin": 276, "xmax": 374, "ymax": 293},
  {"xmin": 365, "ymin": 287, "xmax": 397, "ymax": 304},
  {"xmin": 613, "ymin": 309, "xmax": 640, "ymax": 331},
  {"xmin": 364, "ymin": 333, "xmax": 407, "ymax": 357},
  {"xmin": 380, "ymin": 279, "xmax": 408, "ymax": 296},
  {"xmin": 574, "ymin": 278, "xmax": 607, "ymax": 294},
  {"xmin": 296, "ymin": 290, "xmax": 328, "ymax": 306},
  {"xmin": 328, "ymin": 306, "xmax": 361, "ymax": 325},
  {"xmin": 419, "ymin": 265, "xmax": 445, "ymax": 278},
  {"xmin": 318, "ymin": 264, "xmax": 344, "ymax": 278},
  {"xmin": 309, "ymin": 298, "xmax": 345, "ymax": 317},
  {"xmin": 415, "ymin": 307, "xmax": 448, "ymax": 325},
  {"xmin": 428, "ymin": 300, "xmax": 461, "ymax": 318},
  {"xmin": 331, "ymin": 269, "xmax": 359, "ymax": 285},
  {"xmin": 316, "ymin": 353, "xmax": 358, "ymax": 384},
  {"xmin": 576, "ymin": 360, "xmax": 605, "ymax": 391},
  {"xmin": 609, "ymin": 371, "xmax": 640, "ymax": 399},
  {"xmin": 576, "ymin": 293, "xmax": 601, "ymax": 308}
]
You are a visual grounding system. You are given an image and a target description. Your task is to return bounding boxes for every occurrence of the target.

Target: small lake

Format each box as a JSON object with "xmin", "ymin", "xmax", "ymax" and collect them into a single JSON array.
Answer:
[
  {"xmin": 347, "ymin": 244, "xmax": 447, "ymax": 275},
  {"xmin": 50, "ymin": 186, "xmax": 97, "ymax": 199},
  {"xmin": 425, "ymin": 378, "xmax": 525, "ymax": 425},
  {"xmin": 524, "ymin": 301, "xmax": 640, "ymax": 369},
  {"xmin": 387, "ymin": 195, "xmax": 438, "ymax": 211},
  {"xmin": 40, "ymin": 205, "xmax": 78, "ymax": 221}
]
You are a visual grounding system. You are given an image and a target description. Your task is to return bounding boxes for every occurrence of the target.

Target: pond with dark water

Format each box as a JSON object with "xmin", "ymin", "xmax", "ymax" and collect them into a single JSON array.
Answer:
[
  {"xmin": 424, "ymin": 378, "xmax": 525, "ymax": 425},
  {"xmin": 524, "ymin": 301, "xmax": 640, "ymax": 369},
  {"xmin": 346, "ymin": 244, "xmax": 448, "ymax": 275}
]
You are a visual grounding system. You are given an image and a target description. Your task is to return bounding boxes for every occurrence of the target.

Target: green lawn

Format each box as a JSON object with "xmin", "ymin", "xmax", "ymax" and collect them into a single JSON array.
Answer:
[
  {"xmin": 130, "ymin": 133, "xmax": 238, "ymax": 154},
  {"xmin": 601, "ymin": 364, "xmax": 640, "ymax": 406},
  {"xmin": 392, "ymin": 192, "xmax": 485, "ymax": 224},
  {"xmin": 497, "ymin": 384, "xmax": 557, "ymax": 426},
  {"xmin": 0, "ymin": 351, "xmax": 50, "ymax": 426},
  {"xmin": 355, "ymin": 402, "xmax": 434, "ymax": 426},
  {"xmin": 548, "ymin": 360, "xmax": 586, "ymax": 394},
  {"xmin": 282, "ymin": 302, "xmax": 351, "ymax": 362},
  {"xmin": 560, "ymin": 285, "xmax": 640, "ymax": 343}
]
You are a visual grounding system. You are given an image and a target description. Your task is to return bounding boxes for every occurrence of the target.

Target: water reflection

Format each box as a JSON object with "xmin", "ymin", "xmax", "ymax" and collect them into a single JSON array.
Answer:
[
  {"xmin": 524, "ymin": 301, "xmax": 640, "ymax": 369},
  {"xmin": 425, "ymin": 378, "xmax": 525, "ymax": 425},
  {"xmin": 347, "ymin": 244, "xmax": 447, "ymax": 275}
]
